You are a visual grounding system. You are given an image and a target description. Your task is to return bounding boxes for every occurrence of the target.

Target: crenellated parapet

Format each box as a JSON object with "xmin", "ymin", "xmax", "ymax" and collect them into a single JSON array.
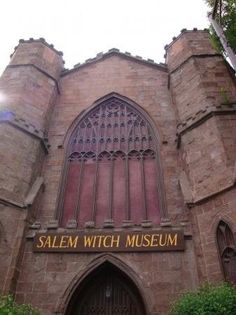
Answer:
[
  {"xmin": 9, "ymin": 38, "xmax": 64, "ymax": 80},
  {"xmin": 0, "ymin": 38, "xmax": 64, "ymax": 130}
]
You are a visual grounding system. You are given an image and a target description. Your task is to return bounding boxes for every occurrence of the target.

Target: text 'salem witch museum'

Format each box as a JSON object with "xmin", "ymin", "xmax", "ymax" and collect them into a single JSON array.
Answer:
[{"xmin": 0, "ymin": 29, "xmax": 236, "ymax": 315}]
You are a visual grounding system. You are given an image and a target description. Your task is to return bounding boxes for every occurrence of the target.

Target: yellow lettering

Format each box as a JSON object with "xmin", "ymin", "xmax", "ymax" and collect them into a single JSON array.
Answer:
[
  {"xmin": 97, "ymin": 235, "xmax": 103, "ymax": 248},
  {"xmin": 44, "ymin": 236, "xmax": 51, "ymax": 248},
  {"xmin": 52, "ymin": 236, "xmax": 60, "ymax": 248},
  {"xmin": 92, "ymin": 236, "xmax": 97, "ymax": 247},
  {"xmin": 59, "ymin": 236, "xmax": 69, "ymax": 248},
  {"xmin": 135, "ymin": 235, "xmax": 143, "ymax": 247},
  {"xmin": 143, "ymin": 234, "xmax": 151, "ymax": 247},
  {"xmin": 84, "ymin": 235, "xmax": 94, "ymax": 247},
  {"xmin": 150, "ymin": 234, "xmax": 159, "ymax": 247},
  {"xmin": 37, "ymin": 236, "xmax": 46, "ymax": 248},
  {"xmin": 126, "ymin": 235, "xmax": 135, "ymax": 247},
  {"xmin": 68, "ymin": 236, "xmax": 78, "ymax": 248},
  {"xmin": 111, "ymin": 235, "xmax": 120, "ymax": 247},
  {"xmin": 167, "ymin": 233, "xmax": 178, "ymax": 246},
  {"xmin": 103, "ymin": 236, "xmax": 112, "ymax": 248},
  {"xmin": 159, "ymin": 234, "xmax": 167, "ymax": 247}
]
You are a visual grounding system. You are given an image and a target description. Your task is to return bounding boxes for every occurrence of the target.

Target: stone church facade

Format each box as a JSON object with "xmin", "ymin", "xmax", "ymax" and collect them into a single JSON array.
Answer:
[{"xmin": 0, "ymin": 29, "xmax": 236, "ymax": 315}]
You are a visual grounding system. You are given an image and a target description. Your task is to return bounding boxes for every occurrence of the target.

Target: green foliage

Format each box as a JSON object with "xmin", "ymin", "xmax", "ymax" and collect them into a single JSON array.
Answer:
[
  {"xmin": 169, "ymin": 283, "xmax": 236, "ymax": 315},
  {"xmin": 219, "ymin": 86, "xmax": 230, "ymax": 103},
  {"xmin": 0, "ymin": 295, "xmax": 39, "ymax": 315},
  {"xmin": 206, "ymin": 0, "xmax": 236, "ymax": 53}
]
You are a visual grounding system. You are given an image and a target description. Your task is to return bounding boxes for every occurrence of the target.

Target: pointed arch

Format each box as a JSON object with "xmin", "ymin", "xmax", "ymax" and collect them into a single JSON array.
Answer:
[
  {"xmin": 57, "ymin": 93, "xmax": 167, "ymax": 227},
  {"xmin": 63, "ymin": 93, "xmax": 162, "ymax": 147},
  {"xmin": 57, "ymin": 254, "xmax": 152, "ymax": 315},
  {"xmin": 216, "ymin": 220, "xmax": 236, "ymax": 283}
]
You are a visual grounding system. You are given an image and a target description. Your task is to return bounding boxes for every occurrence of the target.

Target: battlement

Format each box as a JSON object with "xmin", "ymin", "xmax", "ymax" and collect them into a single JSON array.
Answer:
[
  {"xmin": 165, "ymin": 28, "xmax": 217, "ymax": 72},
  {"xmin": 10, "ymin": 37, "xmax": 64, "ymax": 58},
  {"xmin": 8, "ymin": 38, "xmax": 64, "ymax": 80},
  {"xmin": 61, "ymin": 48, "xmax": 167, "ymax": 76}
]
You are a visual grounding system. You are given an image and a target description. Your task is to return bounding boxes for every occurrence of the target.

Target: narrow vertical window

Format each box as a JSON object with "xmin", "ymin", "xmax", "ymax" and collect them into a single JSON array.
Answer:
[
  {"xmin": 58, "ymin": 96, "xmax": 165, "ymax": 228},
  {"xmin": 217, "ymin": 220, "xmax": 236, "ymax": 283}
]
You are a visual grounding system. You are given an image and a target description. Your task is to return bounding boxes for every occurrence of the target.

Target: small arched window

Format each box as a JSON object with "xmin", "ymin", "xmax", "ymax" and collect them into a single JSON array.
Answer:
[
  {"xmin": 58, "ymin": 95, "xmax": 165, "ymax": 228},
  {"xmin": 217, "ymin": 220, "xmax": 236, "ymax": 283}
]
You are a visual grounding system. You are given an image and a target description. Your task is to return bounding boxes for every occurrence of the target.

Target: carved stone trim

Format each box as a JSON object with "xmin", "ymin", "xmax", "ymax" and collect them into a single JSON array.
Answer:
[
  {"xmin": 24, "ymin": 177, "xmax": 44, "ymax": 206},
  {"xmin": 0, "ymin": 110, "xmax": 50, "ymax": 153},
  {"xmin": 61, "ymin": 49, "xmax": 167, "ymax": 77},
  {"xmin": 7, "ymin": 64, "xmax": 60, "ymax": 94},
  {"xmin": 187, "ymin": 182, "xmax": 236, "ymax": 207},
  {"xmin": 0, "ymin": 190, "xmax": 26, "ymax": 209},
  {"xmin": 168, "ymin": 53, "xmax": 222, "ymax": 75},
  {"xmin": 176, "ymin": 104, "xmax": 236, "ymax": 148}
]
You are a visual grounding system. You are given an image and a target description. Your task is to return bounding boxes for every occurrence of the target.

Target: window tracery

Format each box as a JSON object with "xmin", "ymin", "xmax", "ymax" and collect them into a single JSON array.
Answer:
[
  {"xmin": 58, "ymin": 96, "xmax": 164, "ymax": 227},
  {"xmin": 217, "ymin": 220, "xmax": 236, "ymax": 283}
]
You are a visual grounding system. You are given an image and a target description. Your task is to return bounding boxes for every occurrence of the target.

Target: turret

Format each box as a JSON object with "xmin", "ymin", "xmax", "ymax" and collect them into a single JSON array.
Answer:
[
  {"xmin": 167, "ymin": 29, "xmax": 236, "ymax": 283},
  {"xmin": 0, "ymin": 39, "xmax": 64, "ymax": 293},
  {"xmin": 166, "ymin": 29, "xmax": 236, "ymax": 201}
]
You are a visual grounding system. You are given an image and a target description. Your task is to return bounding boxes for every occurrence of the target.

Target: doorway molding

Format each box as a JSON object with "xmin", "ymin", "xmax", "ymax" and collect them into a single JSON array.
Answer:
[{"xmin": 56, "ymin": 254, "xmax": 155, "ymax": 315}]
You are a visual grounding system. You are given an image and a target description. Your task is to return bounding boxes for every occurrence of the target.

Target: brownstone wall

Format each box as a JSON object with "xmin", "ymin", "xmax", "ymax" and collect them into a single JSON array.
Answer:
[
  {"xmin": 167, "ymin": 30, "xmax": 236, "ymax": 286},
  {"xmin": 216, "ymin": 114, "xmax": 236, "ymax": 167},
  {"xmin": 167, "ymin": 31, "xmax": 236, "ymax": 122},
  {"xmin": 15, "ymin": 239, "xmax": 198, "ymax": 315},
  {"xmin": 40, "ymin": 55, "xmax": 183, "ymax": 226},
  {"xmin": 1, "ymin": 30, "xmax": 236, "ymax": 315},
  {"xmin": 0, "ymin": 205, "xmax": 27, "ymax": 293},
  {"xmin": 14, "ymin": 54, "xmax": 195, "ymax": 315},
  {"xmin": 0, "ymin": 40, "xmax": 63, "ymax": 293},
  {"xmin": 190, "ymin": 189, "xmax": 236, "ymax": 283},
  {"xmin": 180, "ymin": 118, "xmax": 233, "ymax": 199},
  {"xmin": 166, "ymin": 30, "xmax": 216, "ymax": 73}
]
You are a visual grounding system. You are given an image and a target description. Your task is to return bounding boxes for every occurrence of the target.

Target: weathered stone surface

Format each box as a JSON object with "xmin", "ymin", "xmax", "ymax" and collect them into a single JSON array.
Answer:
[{"xmin": 0, "ymin": 30, "xmax": 236, "ymax": 315}]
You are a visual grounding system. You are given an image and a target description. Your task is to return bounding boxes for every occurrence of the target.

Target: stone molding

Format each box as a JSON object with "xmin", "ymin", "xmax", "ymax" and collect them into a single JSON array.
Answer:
[
  {"xmin": 176, "ymin": 103, "xmax": 236, "ymax": 148},
  {"xmin": 168, "ymin": 53, "xmax": 222, "ymax": 76},
  {"xmin": 26, "ymin": 222, "xmax": 192, "ymax": 240},
  {"xmin": 0, "ymin": 188, "xmax": 25, "ymax": 209},
  {"xmin": 7, "ymin": 64, "xmax": 60, "ymax": 94},
  {"xmin": 0, "ymin": 177, "xmax": 44, "ymax": 210},
  {"xmin": 24, "ymin": 177, "xmax": 44, "ymax": 206},
  {"xmin": 0, "ymin": 109, "xmax": 50, "ymax": 152},
  {"xmin": 61, "ymin": 48, "xmax": 167, "ymax": 77},
  {"xmin": 187, "ymin": 180, "xmax": 236, "ymax": 207}
]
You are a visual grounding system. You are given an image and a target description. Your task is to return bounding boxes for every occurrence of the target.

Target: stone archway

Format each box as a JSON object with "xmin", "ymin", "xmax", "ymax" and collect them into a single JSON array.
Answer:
[
  {"xmin": 65, "ymin": 261, "xmax": 147, "ymax": 315},
  {"xmin": 58, "ymin": 255, "xmax": 152, "ymax": 315}
]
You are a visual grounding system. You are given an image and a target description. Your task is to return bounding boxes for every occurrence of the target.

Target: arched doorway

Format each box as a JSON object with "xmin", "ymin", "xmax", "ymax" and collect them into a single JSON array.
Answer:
[{"xmin": 66, "ymin": 262, "xmax": 147, "ymax": 315}]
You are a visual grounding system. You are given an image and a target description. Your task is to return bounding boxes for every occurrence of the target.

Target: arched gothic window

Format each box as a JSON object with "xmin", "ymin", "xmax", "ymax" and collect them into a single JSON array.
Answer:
[
  {"xmin": 217, "ymin": 220, "xmax": 236, "ymax": 283},
  {"xmin": 58, "ymin": 96, "xmax": 165, "ymax": 228}
]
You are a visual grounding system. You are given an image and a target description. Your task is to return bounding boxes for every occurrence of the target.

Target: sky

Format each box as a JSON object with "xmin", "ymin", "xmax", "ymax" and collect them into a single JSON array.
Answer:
[{"xmin": 0, "ymin": 0, "xmax": 210, "ymax": 75}]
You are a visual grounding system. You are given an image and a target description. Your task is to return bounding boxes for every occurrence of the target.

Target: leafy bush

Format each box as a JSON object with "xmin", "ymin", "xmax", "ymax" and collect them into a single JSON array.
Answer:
[
  {"xmin": 0, "ymin": 295, "xmax": 39, "ymax": 315},
  {"xmin": 169, "ymin": 283, "xmax": 236, "ymax": 315}
]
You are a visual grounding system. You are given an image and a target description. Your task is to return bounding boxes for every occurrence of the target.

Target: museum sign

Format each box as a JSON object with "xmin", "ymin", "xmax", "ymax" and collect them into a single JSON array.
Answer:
[{"xmin": 33, "ymin": 230, "xmax": 185, "ymax": 253}]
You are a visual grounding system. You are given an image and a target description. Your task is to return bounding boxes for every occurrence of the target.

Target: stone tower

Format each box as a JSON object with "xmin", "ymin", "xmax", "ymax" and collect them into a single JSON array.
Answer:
[
  {"xmin": 166, "ymin": 29, "xmax": 236, "ymax": 283},
  {"xmin": 0, "ymin": 39, "xmax": 64, "ymax": 293}
]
